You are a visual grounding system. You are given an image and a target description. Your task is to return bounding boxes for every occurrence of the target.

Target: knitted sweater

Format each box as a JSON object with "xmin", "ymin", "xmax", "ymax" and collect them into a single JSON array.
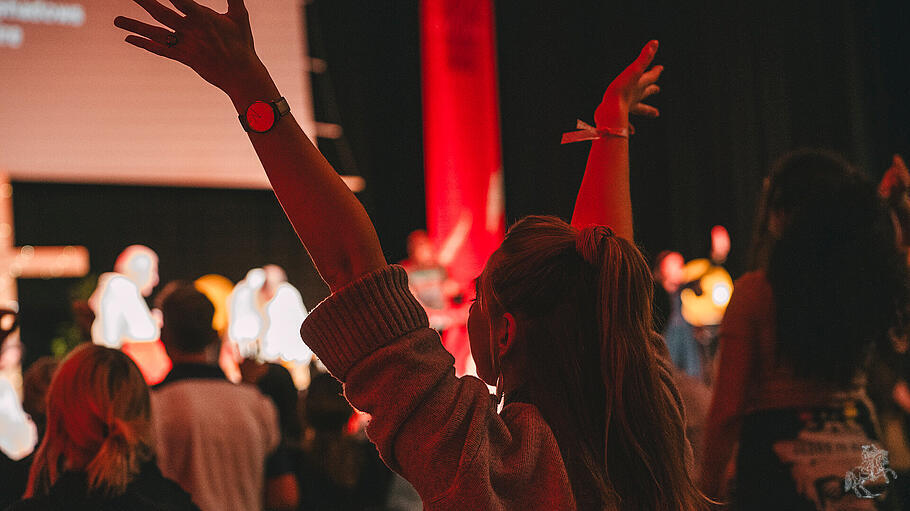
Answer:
[{"xmin": 301, "ymin": 265, "xmax": 576, "ymax": 510}]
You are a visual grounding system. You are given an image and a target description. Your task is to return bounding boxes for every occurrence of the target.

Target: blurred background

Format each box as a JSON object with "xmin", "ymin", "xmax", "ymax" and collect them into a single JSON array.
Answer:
[{"xmin": 2, "ymin": 0, "xmax": 907, "ymax": 365}]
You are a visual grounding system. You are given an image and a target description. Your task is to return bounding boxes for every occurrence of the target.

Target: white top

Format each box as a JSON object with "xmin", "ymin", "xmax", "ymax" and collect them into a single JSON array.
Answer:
[
  {"xmin": 0, "ymin": 375, "xmax": 36, "ymax": 461},
  {"xmin": 151, "ymin": 376, "xmax": 279, "ymax": 511}
]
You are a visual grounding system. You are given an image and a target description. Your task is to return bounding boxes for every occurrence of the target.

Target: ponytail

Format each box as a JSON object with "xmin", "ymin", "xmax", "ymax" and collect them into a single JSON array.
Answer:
[
  {"xmin": 483, "ymin": 216, "xmax": 709, "ymax": 510},
  {"xmin": 579, "ymin": 226, "xmax": 703, "ymax": 509},
  {"xmin": 25, "ymin": 344, "xmax": 154, "ymax": 498},
  {"xmin": 86, "ymin": 417, "xmax": 151, "ymax": 496}
]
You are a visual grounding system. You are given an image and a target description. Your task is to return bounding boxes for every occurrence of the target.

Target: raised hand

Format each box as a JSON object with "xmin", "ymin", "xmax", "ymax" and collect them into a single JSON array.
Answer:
[
  {"xmin": 119, "ymin": 0, "xmax": 385, "ymax": 292},
  {"xmin": 114, "ymin": 0, "xmax": 259, "ymax": 96},
  {"xmin": 880, "ymin": 154, "xmax": 910, "ymax": 201},
  {"xmin": 880, "ymin": 154, "xmax": 910, "ymax": 249},
  {"xmin": 570, "ymin": 41, "xmax": 663, "ymax": 238},
  {"xmin": 595, "ymin": 40, "xmax": 663, "ymax": 129}
]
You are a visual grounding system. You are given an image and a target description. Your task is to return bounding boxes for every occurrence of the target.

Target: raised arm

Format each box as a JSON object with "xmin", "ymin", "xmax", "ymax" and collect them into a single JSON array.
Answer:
[
  {"xmin": 699, "ymin": 276, "xmax": 759, "ymax": 500},
  {"xmin": 880, "ymin": 154, "xmax": 910, "ymax": 248},
  {"xmin": 571, "ymin": 40, "xmax": 663, "ymax": 240},
  {"xmin": 115, "ymin": 0, "xmax": 385, "ymax": 291}
]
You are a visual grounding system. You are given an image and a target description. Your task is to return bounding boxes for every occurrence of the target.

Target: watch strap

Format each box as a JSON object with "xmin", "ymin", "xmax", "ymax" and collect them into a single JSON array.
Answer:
[{"xmin": 273, "ymin": 97, "xmax": 290, "ymax": 117}]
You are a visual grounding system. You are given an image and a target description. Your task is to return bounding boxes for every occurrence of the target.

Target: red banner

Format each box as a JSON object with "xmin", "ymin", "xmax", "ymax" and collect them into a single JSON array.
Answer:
[
  {"xmin": 420, "ymin": 0, "xmax": 504, "ymax": 285},
  {"xmin": 420, "ymin": 0, "xmax": 505, "ymax": 377}
]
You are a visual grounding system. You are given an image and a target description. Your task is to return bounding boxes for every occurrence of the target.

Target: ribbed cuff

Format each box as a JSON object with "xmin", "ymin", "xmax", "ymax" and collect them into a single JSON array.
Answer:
[{"xmin": 300, "ymin": 265, "xmax": 428, "ymax": 380}]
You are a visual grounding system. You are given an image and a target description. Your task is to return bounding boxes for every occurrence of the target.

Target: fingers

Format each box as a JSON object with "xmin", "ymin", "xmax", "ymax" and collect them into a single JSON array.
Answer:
[
  {"xmin": 640, "ymin": 84, "xmax": 660, "ymax": 101},
  {"xmin": 640, "ymin": 64, "xmax": 664, "ymax": 86},
  {"xmin": 894, "ymin": 154, "xmax": 909, "ymax": 173},
  {"xmin": 632, "ymin": 103, "xmax": 660, "ymax": 118},
  {"xmin": 885, "ymin": 155, "xmax": 910, "ymax": 190},
  {"xmin": 131, "ymin": 0, "xmax": 184, "ymax": 28},
  {"xmin": 167, "ymin": 0, "xmax": 204, "ymax": 16},
  {"xmin": 630, "ymin": 40, "xmax": 659, "ymax": 75},
  {"xmin": 115, "ymin": 16, "xmax": 175, "ymax": 47},
  {"xmin": 124, "ymin": 34, "xmax": 178, "ymax": 61}
]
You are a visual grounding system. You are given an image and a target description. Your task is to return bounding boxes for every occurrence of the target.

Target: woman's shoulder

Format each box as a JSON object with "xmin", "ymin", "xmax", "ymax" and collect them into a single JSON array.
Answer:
[
  {"xmin": 733, "ymin": 269, "xmax": 770, "ymax": 290},
  {"xmin": 4, "ymin": 497, "xmax": 47, "ymax": 511},
  {"xmin": 499, "ymin": 401, "xmax": 561, "ymax": 446},
  {"xmin": 111, "ymin": 462, "xmax": 199, "ymax": 511},
  {"xmin": 6, "ymin": 464, "xmax": 199, "ymax": 511},
  {"xmin": 730, "ymin": 270, "xmax": 773, "ymax": 306},
  {"xmin": 721, "ymin": 270, "xmax": 774, "ymax": 335},
  {"xmin": 4, "ymin": 471, "xmax": 94, "ymax": 511}
]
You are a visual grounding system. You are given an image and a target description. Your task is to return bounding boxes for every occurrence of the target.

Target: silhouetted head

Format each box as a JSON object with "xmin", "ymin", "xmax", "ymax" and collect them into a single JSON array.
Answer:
[
  {"xmin": 469, "ymin": 215, "xmax": 707, "ymax": 509},
  {"xmin": 751, "ymin": 149, "xmax": 906, "ymax": 383},
  {"xmin": 406, "ymin": 230, "xmax": 436, "ymax": 267},
  {"xmin": 114, "ymin": 245, "xmax": 158, "ymax": 297},
  {"xmin": 304, "ymin": 372, "xmax": 352, "ymax": 433},
  {"xmin": 156, "ymin": 281, "xmax": 219, "ymax": 355},
  {"xmin": 653, "ymin": 250, "xmax": 685, "ymax": 293},
  {"xmin": 22, "ymin": 356, "xmax": 58, "ymax": 434}
]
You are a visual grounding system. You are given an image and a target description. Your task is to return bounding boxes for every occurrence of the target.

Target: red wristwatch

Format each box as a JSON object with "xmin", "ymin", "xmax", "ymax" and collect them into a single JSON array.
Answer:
[{"xmin": 239, "ymin": 97, "xmax": 290, "ymax": 133}]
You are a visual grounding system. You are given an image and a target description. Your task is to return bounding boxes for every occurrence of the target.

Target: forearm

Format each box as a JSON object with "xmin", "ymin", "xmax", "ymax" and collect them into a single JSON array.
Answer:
[
  {"xmin": 569, "ymin": 41, "xmax": 660, "ymax": 238},
  {"xmin": 699, "ymin": 416, "xmax": 739, "ymax": 498},
  {"xmin": 226, "ymin": 60, "xmax": 386, "ymax": 291},
  {"xmin": 115, "ymin": 2, "xmax": 386, "ymax": 290},
  {"xmin": 572, "ymin": 134, "xmax": 633, "ymax": 239},
  {"xmin": 700, "ymin": 287, "xmax": 754, "ymax": 498},
  {"xmin": 700, "ymin": 370, "xmax": 746, "ymax": 498}
]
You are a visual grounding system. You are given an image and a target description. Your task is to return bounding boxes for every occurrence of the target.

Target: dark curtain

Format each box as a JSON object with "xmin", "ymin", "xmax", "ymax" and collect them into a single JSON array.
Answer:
[
  {"xmin": 305, "ymin": 0, "xmax": 425, "ymax": 265},
  {"xmin": 310, "ymin": 0, "xmax": 906, "ymax": 276},
  {"xmin": 496, "ymin": 0, "xmax": 907, "ymax": 275}
]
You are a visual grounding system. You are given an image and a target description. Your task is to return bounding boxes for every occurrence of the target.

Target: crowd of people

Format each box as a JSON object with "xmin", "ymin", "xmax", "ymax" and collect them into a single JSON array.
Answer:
[
  {"xmin": 1, "ymin": 0, "xmax": 908, "ymax": 509},
  {"xmin": 0, "ymin": 278, "xmax": 416, "ymax": 510}
]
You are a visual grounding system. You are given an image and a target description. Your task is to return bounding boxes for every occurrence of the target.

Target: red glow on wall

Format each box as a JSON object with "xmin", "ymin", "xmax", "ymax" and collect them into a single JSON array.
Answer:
[
  {"xmin": 420, "ymin": 0, "xmax": 504, "ymax": 284},
  {"xmin": 420, "ymin": 0, "xmax": 505, "ymax": 376}
]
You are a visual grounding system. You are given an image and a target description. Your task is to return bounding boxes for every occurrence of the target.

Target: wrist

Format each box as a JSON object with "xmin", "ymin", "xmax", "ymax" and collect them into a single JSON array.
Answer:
[
  {"xmin": 593, "ymin": 97, "xmax": 629, "ymax": 130},
  {"xmin": 224, "ymin": 58, "xmax": 281, "ymax": 113}
]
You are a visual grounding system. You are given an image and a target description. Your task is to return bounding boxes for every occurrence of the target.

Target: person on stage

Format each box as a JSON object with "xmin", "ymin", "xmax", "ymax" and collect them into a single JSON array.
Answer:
[{"xmin": 89, "ymin": 245, "xmax": 171, "ymax": 384}]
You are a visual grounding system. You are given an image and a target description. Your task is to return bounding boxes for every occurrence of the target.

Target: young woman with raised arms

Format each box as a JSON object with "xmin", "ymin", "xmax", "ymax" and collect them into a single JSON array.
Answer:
[{"xmin": 115, "ymin": 1, "xmax": 709, "ymax": 508}]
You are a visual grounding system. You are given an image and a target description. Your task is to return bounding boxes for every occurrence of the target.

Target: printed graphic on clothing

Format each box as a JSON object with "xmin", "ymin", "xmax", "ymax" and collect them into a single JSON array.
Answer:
[{"xmin": 772, "ymin": 413, "xmax": 883, "ymax": 510}]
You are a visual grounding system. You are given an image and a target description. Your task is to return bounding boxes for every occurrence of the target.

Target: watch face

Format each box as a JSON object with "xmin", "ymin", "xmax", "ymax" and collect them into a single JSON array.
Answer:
[{"xmin": 246, "ymin": 101, "xmax": 276, "ymax": 133}]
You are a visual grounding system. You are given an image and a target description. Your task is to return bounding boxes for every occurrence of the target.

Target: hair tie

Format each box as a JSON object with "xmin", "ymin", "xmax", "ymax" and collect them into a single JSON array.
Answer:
[
  {"xmin": 576, "ymin": 225, "xmax": 615, "ymax": 266},
  {"xmin": 104, "ymin": 418, "xmax": 131, "ymax": 445}
]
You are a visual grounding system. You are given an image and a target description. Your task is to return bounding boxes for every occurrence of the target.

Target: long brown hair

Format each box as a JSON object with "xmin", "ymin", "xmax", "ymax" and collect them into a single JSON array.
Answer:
[
  {"xmin": 749, "ymin": 149, "xmax": 906, "ymax": 384},
  {"xmin": 25, "ymin": 344, "xmax": 154, "ymax": 497},
  {"xmin": 478, "ymin": 215, "xmax": 709, "ymax": 510}
]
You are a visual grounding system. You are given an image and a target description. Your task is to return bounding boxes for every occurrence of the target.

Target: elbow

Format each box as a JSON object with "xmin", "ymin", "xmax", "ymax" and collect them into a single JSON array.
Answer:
[{"xmin": 321, "ymin": 265, "xmax": 353, "ymax": 293}]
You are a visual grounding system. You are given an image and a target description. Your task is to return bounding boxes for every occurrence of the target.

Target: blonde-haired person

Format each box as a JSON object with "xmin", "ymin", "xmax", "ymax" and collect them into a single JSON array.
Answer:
[
  {"xmin": 115, "ymin": 1, "xmax": 709, "ymax": 508},
  {"xmin": 7, "ymin": 344, "xmax": 199, "ymax": 510}
]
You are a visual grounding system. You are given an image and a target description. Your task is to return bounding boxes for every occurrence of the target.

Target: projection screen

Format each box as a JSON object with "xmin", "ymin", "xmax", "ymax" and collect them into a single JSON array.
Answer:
[{"xmin": 0, "ymin": 0, "xmax": 314, "ymax": 189}]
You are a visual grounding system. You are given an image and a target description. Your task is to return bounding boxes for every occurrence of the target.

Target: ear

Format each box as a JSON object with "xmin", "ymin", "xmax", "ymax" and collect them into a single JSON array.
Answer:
[{"xmin": 497, "ymin": 312, "xmax": 519, "ymax": 357}]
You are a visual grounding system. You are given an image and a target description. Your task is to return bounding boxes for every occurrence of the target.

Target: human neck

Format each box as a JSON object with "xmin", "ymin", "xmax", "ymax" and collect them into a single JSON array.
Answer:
[
  {"xmin": 166, "ymin": 348, "xmax": 214, "ymax": 366},
  {"xmin": 498, "ymin": 358, "xmax": 528, "ymax": 401}
]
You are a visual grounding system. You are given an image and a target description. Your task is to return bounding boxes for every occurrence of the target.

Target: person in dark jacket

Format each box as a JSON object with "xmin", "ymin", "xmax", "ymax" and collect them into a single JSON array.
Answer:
[{"xmin": 6, "ymin": 344, "xmax": 199, "ymax": 511}]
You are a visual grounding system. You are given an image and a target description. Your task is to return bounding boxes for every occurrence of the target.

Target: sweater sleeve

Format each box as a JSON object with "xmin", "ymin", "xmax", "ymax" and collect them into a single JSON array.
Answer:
[{"xmin": 301, "ymin": 265, "xmax": 575, "ymax": 510}]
